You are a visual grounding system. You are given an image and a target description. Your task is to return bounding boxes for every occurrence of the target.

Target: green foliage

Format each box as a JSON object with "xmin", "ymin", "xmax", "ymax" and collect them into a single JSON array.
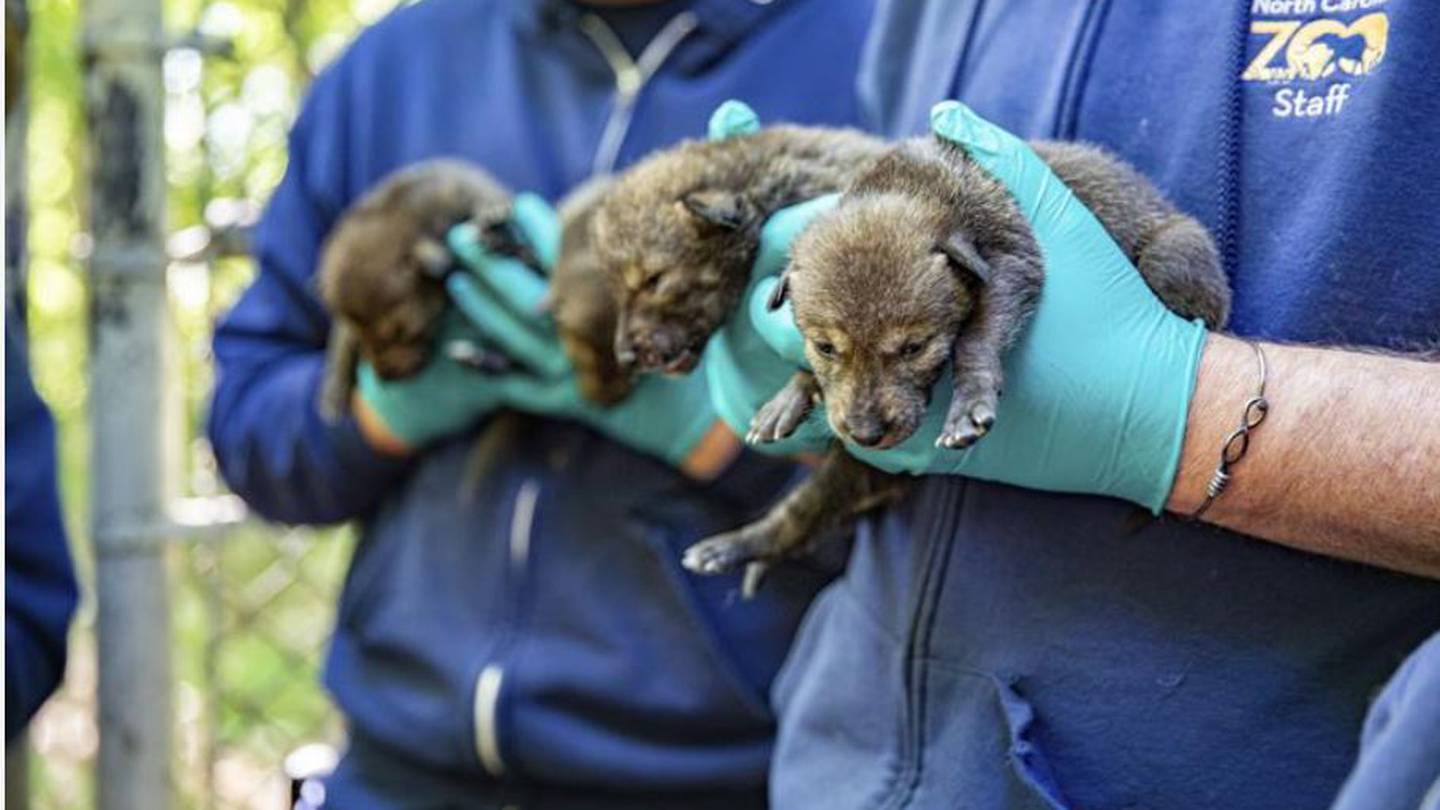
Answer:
[{"xmin": 19, "ymin": 0, "xmax": 402, "ymax": 807}]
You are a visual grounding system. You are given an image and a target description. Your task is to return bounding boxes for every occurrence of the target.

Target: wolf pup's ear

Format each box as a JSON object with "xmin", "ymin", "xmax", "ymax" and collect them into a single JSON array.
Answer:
[
  {"xmin": 936, "ymin": 232, "xmax": 993, "ymax": 289},
  {"xmin": 766, "ymin": 268, "xmax": 792, "ymax": 311},
  {"xmin": 679, "ymin": 190, "xmax": 754, "ymax": 231}
]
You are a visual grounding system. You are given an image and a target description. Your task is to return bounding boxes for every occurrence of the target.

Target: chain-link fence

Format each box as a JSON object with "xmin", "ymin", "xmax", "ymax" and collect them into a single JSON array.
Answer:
[
  {"xmin": 25, "ymin": 527, "xmax": 354, "ymax": 810},
  {"xmin": 21, "ymin": 236, "xmax": 359, "ymax": 808}
]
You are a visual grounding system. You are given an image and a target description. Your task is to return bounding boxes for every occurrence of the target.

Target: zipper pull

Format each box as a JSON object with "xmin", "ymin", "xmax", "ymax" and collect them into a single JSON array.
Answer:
[{"xmin": 615, "ymin": 63, "xmax": 641, "ymax": 99}]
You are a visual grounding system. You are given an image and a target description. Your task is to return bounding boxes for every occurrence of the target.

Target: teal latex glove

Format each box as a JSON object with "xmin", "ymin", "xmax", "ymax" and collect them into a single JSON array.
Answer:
[
  {"xmin": 704, "ymin": 196, "xmax": 836, "ymax": 457},
  {"xmin": 701, "ymin": 99, "xmax": 832, "ymax": 456},
  {"xmin": 360, "ymin": 193, "xmax": 717, "ymax": 466},
  {"xmin": 356, "ymin": 309, "xmax": 557, "ymax": 447},
  {"xmin": 722, "ymin": 102, "xmax": 1208, "ymax": 512}
]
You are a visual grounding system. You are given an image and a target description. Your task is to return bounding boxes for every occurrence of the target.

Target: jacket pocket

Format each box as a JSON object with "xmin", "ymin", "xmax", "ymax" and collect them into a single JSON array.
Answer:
[
  {"xmin": 327, "ymin": 444, "xmax": 522, "ymax": 777},
  {"xmin": 334, "ymin": 524, "xmax": 401, "ymax": 642},
  {"xmin": 770, "ymin": 584, "xmax": 1074, "ymax": 810},
  {"xmin": 905, "ymin": 662, "xmax": 1072, "ymax": 810}
]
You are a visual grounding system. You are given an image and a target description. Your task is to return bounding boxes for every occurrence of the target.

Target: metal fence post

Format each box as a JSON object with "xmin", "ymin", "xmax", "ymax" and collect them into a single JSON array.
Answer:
[{"xmin": 83, "ymin": 0, "xmax": 174, "ymax": 802}]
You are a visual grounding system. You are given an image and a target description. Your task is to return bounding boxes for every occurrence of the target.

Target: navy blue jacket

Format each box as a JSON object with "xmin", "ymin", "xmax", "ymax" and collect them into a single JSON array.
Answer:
[
  {"xmin": 6, "ymin": 322, "xmax": 79, "ymax": 740},
  {"xmin": 772, "ymin": 2, "xmax": 1440, "ymax": 809},
  {"xmin": 1332, "ymin": 631, "xmax": 1440, "ymax": 810},
  {"xmin": 205, "ymin": 0, "xmax": 873, "ymax": 805}
]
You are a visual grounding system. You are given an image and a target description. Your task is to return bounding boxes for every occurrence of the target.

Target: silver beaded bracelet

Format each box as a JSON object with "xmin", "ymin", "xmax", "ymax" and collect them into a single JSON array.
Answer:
[{"xmin": 1191, "ymin": 341, "xmax": 1270, "ymax": 521}]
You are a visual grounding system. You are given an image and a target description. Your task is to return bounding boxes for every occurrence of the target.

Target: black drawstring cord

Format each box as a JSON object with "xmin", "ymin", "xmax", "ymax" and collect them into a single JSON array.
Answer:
[{"xmin": 1216, "ymin": 0, "xmax": 1251, "ymax": 280}]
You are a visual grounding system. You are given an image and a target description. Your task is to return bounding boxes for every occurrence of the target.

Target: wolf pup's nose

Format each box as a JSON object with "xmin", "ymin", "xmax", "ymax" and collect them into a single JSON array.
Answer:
[
  {"xmin": 650, "ymin": 329, "xmax": 681, "ymax": 358},
  {"xmin": 844, "ymin": 418, "xmax": 887, "ymax": 448}
]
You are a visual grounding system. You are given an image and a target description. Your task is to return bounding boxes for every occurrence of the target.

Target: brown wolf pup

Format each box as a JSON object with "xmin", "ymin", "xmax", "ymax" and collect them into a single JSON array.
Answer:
[
  {"xmin": 316, "ymin": 160, "xmax": 528, "ymax": 419},
  {"xmin": 317, "ymin": 161, "xmax": 624, "ymax": 419},
  {"xmin": 592, "ymin": 127, "xmax": 890, "ymax": 377}
]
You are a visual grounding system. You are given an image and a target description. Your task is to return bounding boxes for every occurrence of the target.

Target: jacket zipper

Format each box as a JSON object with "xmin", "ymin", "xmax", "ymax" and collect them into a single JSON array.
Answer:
[
  {"xmin": 876, "ymin": 480, "xmax": 966, "ymax": 810},
  {"xmin": 468, "ymin": 8, "xmax": 698, "ymax": 782},
  {"xmin": 472, "ymin": 478, "xmax": 542, "ymax": 778},
  {"xmin": 578, "ymin": 10, "xmax": 699, "ymax": 175},
  {"xmin": 1053, "ymin": 0, "xmax": 1111, "ymax": 140}
]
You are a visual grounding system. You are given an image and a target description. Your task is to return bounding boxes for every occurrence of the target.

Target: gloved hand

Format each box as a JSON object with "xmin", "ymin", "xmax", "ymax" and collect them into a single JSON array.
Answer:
[
  {"xmin": 712, "ymin": 101, "xmax": 1209, "ymax": 512},
  {"xmin": 700, "ymin": 100, "xmax": 835, "ymax": 457},
  {"xmin": 360, "ymin": 193, "xmax": 718, "ymax": 467},
  {"xmin": 705, "ymin": 196, "xmax": 838, "ymax": 457},
  {"xmin": 356, "ymin": 308, "xmax": 551, "ymax": 448}
]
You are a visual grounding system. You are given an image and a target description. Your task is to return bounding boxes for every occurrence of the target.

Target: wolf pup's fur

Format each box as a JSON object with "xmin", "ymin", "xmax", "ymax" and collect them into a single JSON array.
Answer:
[
  {"xmin": 592, "ymin": 129, "xmax": 902, "ymax": 593},
  {"xmin": 763, "ymin": 138, "xmax": 1231, "ymax": 451},
  {"xmin": 550, "ymin": 175, "xmax": 634, "ymax": 405},
  {"xmin": 682, "ymin": 136, "xmax": 1231, "ymax": 588}
]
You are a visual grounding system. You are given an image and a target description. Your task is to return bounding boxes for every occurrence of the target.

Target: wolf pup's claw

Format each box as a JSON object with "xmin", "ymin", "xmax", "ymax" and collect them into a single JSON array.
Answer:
[
  {"xmin": 740, "ymin": 561, "xmax": 771, "ymax": 600},
  {"xmin": 682, "ymin": 537, "xmax": 774, "ymax": 600},
  {"xmin": 749, "ymin": 372, "xmax": 821, "ymax": 444}
]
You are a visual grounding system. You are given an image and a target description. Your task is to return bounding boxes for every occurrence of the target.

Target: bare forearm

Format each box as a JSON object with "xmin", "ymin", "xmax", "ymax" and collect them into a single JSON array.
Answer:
[{"xmin": 1167, "ymin": 334, "xmax": 1440, "ymax": 577}]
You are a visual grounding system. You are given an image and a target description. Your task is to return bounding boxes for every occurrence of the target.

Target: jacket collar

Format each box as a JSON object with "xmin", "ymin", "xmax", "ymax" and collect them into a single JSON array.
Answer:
[{"xmin": 512, "ymin": 0, "xmax": 783, "ymax": 60}]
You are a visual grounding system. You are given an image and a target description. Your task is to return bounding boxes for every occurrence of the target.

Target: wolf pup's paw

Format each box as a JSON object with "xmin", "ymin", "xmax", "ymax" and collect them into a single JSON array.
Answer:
[
  {"xmin": 939, "ymin": 375, "xmax": 999, "ymax": 449},
  {"xmin": 747, "ymin": 386, "xmax": 815, "ymax": 445},
  {"xmin": 747, "ymin": 373, "xmax": 819, "ymax": 444},
  {"xmin": 683, "ymin": 532, "xmax": 760, "ymax": 575},
  {"xmin": 683, "ymin": 533, "xmax": 778, "ymax": 600}
]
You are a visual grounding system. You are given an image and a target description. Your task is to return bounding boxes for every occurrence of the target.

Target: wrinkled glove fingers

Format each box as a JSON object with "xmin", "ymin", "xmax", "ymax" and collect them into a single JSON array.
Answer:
[
  {"xmin": 509, "ymin": 192, "xmax": 561, "ymax": 268},
  {"xmin": 446, "ymin": 273, "xmax": 569, "ymax": 378}
]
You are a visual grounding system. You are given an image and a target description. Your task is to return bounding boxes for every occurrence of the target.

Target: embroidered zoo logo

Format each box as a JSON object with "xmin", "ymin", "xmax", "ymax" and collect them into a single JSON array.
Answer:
[{"xmin": 1244, "ymin": 2, "xmax": 1391, "ymax": 119}]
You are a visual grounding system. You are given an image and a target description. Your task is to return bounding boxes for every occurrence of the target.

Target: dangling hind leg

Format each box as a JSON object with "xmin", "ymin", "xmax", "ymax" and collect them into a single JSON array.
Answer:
[{"xmin": 683, "ymin": 449, "xmax": 904, "ymax": 597}]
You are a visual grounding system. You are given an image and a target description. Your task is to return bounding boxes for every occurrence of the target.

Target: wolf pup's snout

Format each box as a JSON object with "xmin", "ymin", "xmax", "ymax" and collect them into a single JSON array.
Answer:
[
  {"xmin": 838, "ymin": 414, "xmax": 888, "ymax": 448},
  {"xmin": 830, "ymin": 385, "xmax": 918, "ymax": 449},
  {"xmin": 618, "ymin": 320, "xmax": 700, "ymax": 375}
]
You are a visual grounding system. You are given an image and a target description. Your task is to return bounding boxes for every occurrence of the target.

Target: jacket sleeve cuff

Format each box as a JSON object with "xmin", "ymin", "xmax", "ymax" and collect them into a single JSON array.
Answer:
[{"xmin": 327, "ymin": 414, "xmax": 416, "ymax": 487}]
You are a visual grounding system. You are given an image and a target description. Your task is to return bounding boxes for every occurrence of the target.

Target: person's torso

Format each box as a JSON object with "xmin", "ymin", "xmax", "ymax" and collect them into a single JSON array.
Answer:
[
  {"xmin": 312, "ymin": 0, "xmax": 876, "ymax": 802},
  {"xmin": 863, "ymin": 0, "xmax": 1440, "ymax": 350},
  {"xmin": 771, "ymin": 4, "xmax": 1440, "ymax": 809}
]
